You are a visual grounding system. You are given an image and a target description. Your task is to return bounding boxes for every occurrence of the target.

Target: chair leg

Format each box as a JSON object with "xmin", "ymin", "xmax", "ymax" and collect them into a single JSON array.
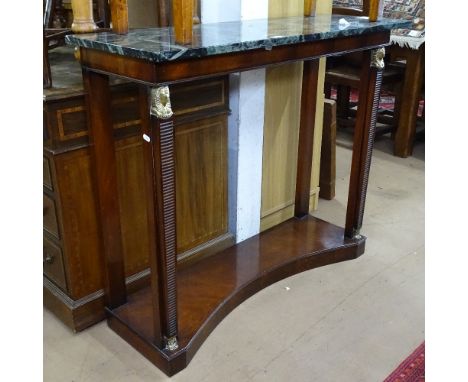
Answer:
[
  {"xmin": 43, "ymin": 38, "xmax": 52, "ymax": 88},
  {"xmin": 393, "ymin": 47, "xmax": 424, "ymax": 157},
  {"xmin": 319, "ymin": 99, "xmax": 336, "ymax": 200},
  {"xmin": 324, "ymin": 82, "xmax": 332, "ymax": 99},
  {"xmin": 336, "ymin": 85, "xmax": 351, "ymax": 119},
  {"xmin": 391, "ymin": 83, "xmax": 402, "ymax": 139}
]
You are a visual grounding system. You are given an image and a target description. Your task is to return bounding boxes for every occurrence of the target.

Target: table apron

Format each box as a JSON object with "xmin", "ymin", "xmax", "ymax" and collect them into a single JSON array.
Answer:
[{"xmin": 80, "ymin": 31, "xmax": 390, "ymax": 86}]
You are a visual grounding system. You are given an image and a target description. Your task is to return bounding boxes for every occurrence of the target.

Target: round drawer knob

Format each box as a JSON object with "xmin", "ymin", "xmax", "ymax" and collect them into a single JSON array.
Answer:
[{"xmin": 43, "ymin": 252, "xmax": 55, "ymax": 265}]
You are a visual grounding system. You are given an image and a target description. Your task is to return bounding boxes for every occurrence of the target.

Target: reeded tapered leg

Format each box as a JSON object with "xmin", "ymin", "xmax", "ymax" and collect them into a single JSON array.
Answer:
[
  {"xmin": 140, "ymin": 85, "xmax": 179, "ymax": 351},
  {"xmin": 82, "ymin": 69, "xmax": 127, "ymax": 308},
  {"xmin": 295, "ymin": 59, "xmax": 320, "ymax": 217},
  {"xmin": 345, "ymin": 48, "xmax": 385, "ymax": 238}
]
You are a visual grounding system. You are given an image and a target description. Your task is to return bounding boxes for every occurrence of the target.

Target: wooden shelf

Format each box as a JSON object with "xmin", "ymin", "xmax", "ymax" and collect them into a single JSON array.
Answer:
[{"xmin": 107, "ymin": 215, "xmax": 365, "ymax": 375}]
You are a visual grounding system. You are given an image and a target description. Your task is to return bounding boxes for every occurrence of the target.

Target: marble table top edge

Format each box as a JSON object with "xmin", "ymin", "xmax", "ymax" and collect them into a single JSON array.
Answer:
[{"xmin": 66, "ymin": 15, "xmax": 411, "ymax": 63}]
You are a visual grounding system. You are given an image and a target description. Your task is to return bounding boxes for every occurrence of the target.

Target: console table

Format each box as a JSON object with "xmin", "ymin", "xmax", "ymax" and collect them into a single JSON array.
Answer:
[{"xmin": 66, "ymin": 14, "xmax": 409, "ymax": 376}]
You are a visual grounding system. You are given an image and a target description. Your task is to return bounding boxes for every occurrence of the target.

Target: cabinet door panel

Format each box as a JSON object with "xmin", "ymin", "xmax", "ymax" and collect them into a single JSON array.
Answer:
[{"xmin": 175, "ymin": 115, "xmax": 228, "ymax": 253}]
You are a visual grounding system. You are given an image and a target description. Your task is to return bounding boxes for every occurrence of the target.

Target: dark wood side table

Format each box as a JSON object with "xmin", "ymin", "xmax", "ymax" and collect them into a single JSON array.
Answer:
[{"xmin": 66, "ymin": 15, "xmax": 410, "ymax": 376}]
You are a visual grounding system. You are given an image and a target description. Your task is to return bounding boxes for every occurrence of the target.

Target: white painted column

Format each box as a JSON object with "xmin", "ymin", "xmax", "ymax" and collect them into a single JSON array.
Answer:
[
  {"xmin": 201, "ymin": 0, "xmax": 268, "ymax": 243},
  {"xmin": 234, "ymin": 68, "xmax": 266, "ymax": 242},
  {"xmin": 234, "ymin": 1, "xmax": 268, "ymax": 242},
  {"xmin": 201, "ymin": 1, "xmax": 240, "ymax": 23},
  {"xmin": 241, "ymin": 2, "xmax": 269, "ymax": 20}
]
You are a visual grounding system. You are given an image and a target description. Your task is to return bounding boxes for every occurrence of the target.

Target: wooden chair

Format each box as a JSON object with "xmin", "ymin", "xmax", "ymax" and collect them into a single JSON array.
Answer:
[
  {"xmin": 43, "ymin": 0, "xmax": 111, "ymax": 88},
  {"xmin": 43, "ymin": 0, "xmax": 71, "ymax": 88},
  {"xmin": 324, "ymin": 54, "xmax": 404, "ymax": 138},
  {"xmin": 324, "ymin": 0, "xmax": 405, "ymax": 137},
  {"xmin": 325, "ymin": 0, "xmax": 424, "ymax": 157},
  {"xmin": 44, "ymin": 0, "xmax": 202, "ymax": 87}
]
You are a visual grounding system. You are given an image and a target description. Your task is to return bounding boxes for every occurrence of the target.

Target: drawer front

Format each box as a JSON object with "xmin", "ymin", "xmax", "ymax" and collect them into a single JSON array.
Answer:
[
  {"xmin": 43, "ymin": 156, "xmax": 53, "ymax": 190},
  {"xmin": 47, "ymin": 96, "xmax": 88, "ymax": 143},
  {"xmin": 45, "ymin": 85, "xmax": 141, "ymax": 145},
  {"xmin": 43, "ymin": 237, "xmax": 67, "ymax": 292},
  {"xmin": 43, "ymin": 194, "xmax": 60, "ymax": 239},
  {"xmin": 44, "ymin": 77, "xmax": 229, "ymax": 147}
]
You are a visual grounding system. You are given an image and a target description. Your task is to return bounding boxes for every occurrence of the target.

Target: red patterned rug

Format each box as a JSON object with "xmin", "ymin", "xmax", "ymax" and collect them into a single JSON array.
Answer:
[
  {"xmin": 330, "ymin": 88, "xmax": 425, "ymax": 117},
  {"xmin": 384, "ymin": 342, "xmax": 425, "ymax": 382}
]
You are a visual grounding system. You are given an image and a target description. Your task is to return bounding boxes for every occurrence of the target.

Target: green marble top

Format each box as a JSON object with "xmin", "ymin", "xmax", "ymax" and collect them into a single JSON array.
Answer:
[{"xmin": 66, "ymin": 15, "xmax": 410, "ymax": 63}]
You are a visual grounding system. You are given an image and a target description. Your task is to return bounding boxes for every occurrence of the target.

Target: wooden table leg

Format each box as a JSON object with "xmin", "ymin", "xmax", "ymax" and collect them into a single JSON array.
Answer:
[
  {"xmin": 82, "ymin": 68, "xmax": 127, "ymax": 308},
  {"xmin": 295, "ymin": 59, "xmax": 320, "ymax": 217},
  {"xmin": 345, "ymin": 48, "xmax": 384, "ymax": 238},
  {"xmin": 140, "ymin": 86, "xmax": 179, "ymax": 351},
  {"xmin": 392, "ymin": 45, "xmax": 424, "ymax": 158}
]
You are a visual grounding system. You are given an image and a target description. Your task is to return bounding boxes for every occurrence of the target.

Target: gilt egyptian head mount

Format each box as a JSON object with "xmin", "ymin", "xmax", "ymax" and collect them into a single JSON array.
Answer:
[{"xmin": 150, "ymin": 86, "xmax": 174, "ymax": 119}]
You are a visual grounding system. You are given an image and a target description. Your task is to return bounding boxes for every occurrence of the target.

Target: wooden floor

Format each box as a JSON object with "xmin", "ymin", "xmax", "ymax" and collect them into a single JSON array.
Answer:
[{"xmin": 108, "ymin": 215, "xmax": 365, "ymax": 375}]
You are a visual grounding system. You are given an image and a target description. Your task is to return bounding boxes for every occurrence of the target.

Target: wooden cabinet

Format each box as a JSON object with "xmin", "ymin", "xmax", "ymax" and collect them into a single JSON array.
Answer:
[{"xmin": 44, "ymin": 73, "xmax": 232, "ymax": 331}]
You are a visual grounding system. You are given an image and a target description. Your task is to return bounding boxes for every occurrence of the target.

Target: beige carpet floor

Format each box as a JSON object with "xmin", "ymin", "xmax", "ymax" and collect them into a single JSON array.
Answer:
[{"xmin": 44, "ymin": 134, "xmax": 425, "ymax": 382}]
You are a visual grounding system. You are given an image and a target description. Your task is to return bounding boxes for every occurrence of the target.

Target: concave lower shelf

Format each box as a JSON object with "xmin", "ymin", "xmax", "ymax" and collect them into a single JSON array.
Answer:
[{"xmin": 107, "ymin": 215, "xmax": 365, "ymax": 375}]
